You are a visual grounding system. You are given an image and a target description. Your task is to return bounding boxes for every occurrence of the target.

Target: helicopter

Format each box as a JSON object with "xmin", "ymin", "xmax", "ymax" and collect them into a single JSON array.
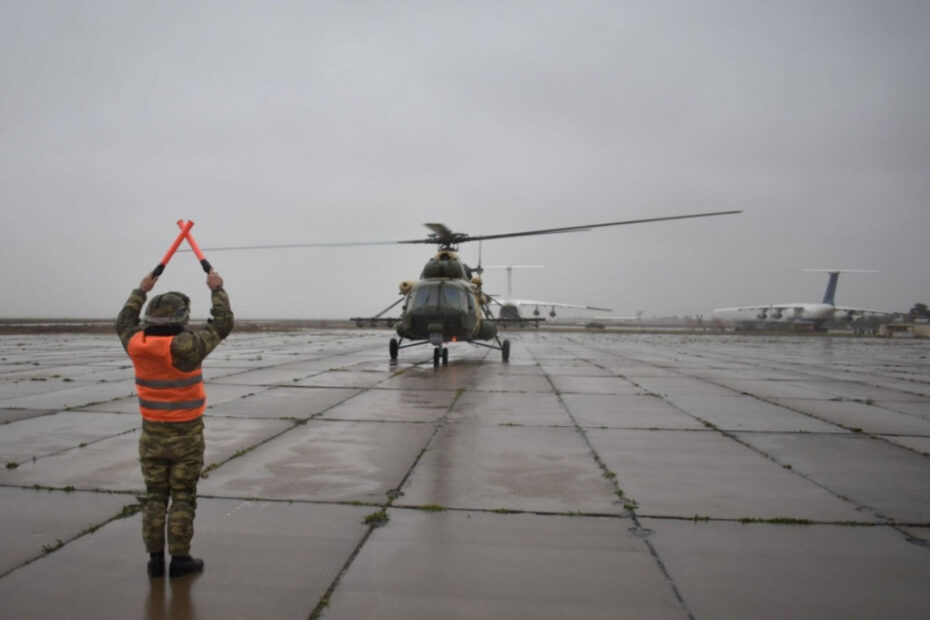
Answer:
[
  {"xmin": 347, "ymin": 211, "xmax": 741, "ymax": 365},
  {"xmin": 195, "ymin": 210, "xmax": 741, "ymax": 366}
]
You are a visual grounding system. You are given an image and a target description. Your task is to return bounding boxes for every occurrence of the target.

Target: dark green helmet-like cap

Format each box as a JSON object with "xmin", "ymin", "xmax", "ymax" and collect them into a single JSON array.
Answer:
[{"xmin": 144, "ymin": 292, "xmax": 190, "ymax": 326}]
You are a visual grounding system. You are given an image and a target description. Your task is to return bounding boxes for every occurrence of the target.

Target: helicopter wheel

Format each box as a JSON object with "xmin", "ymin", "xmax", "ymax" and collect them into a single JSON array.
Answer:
[
  {"xmin": 389, "ymin": 338, "xmax": 399, "ymax": 360},
  {"xmin": 433, "ymin": 347, "xmax": 441, "ymax": 367},
  {"xmin": 501, "ymin": 339, "xmax": 510, "ymax": 363},
  {"xmin": 442, "ymin": 348, "xmax": 449, "ymax": 365}
]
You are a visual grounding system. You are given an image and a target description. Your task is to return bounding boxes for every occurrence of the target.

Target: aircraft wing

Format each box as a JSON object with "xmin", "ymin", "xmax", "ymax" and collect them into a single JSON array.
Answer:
[
  {"xmin": 832, "ymin": 306, "xmax": 895, "ymax": 316},
  {"xmin": 493, "ymin": 297, "xmax": 612, "ymax": 312},
  {"xmin": 713, "ymin": 304, "xmax": 804, "ymax": 313}
]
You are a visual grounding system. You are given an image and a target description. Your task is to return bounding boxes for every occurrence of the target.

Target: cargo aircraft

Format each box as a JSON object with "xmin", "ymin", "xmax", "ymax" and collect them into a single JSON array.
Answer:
[{"xmin": 713, "ymin": 269, "xmax": 892, "ymax": 330}]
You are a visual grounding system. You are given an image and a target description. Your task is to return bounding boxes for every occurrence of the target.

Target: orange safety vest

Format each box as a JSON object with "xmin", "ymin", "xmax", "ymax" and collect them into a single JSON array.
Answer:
[{"xmin": 128, "ymin": 332, "xmax": 206, "ymax": 422}]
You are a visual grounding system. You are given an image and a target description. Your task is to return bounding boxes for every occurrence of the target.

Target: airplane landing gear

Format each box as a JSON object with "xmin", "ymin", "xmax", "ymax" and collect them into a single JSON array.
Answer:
[
  {"xmin": 501, "ymin": 339, "xmax": 510, "ymax": 363},
  {"xmin": 389, "ymin": 338, "xmax": 399, "ymax": 360},
  {"xmin": 433, "ymin": 346, "xmax": 449, "ymax": 367}
]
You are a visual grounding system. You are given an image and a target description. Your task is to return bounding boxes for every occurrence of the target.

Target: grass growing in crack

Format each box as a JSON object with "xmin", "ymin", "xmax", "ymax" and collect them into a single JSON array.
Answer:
[
  {"xmin": 419, "ymin": 504, "xmax": 446, "ymax": 512},
  {"xmin": 364, "ymin": 508, "xmax": 389, "ymax": 527},
  {"xmin": 120, "ymin": 503, "xmax": 142, "ymax": 518},
  {"xmin": 6, "ymin": 462, "xmax": 18, "ymax": 469},
  {"xmin": 41, "ymin": 539, "xmax": 64, "ymax": 554}
]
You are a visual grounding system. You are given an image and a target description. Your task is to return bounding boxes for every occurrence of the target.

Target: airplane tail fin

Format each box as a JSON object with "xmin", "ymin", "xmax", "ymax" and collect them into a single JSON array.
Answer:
[{"xmin": 801, "ymin": 269, "xmax": 878, "ymax": 307}]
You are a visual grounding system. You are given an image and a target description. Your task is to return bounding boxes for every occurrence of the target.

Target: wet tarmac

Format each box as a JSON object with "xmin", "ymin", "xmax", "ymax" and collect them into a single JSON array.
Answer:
[{"xmin": 1, "ymin": 329, "xmax": 929, "ymax": 619}]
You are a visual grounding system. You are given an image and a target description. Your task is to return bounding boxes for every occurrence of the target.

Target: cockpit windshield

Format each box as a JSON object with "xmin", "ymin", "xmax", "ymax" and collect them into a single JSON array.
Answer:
[
  {"xmin": 409, "ymin": 282, "xmax": 474, "ymax": 312},
  {"xmin": 410, "ymin": 283, "xmax": 440, "ymax": 309}
]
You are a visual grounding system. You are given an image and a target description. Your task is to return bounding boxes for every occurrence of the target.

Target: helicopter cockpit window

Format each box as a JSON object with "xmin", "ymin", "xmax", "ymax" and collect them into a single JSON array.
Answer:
[
  {"xmin": 410, "ymin": 283, "xmax": 440, "ymax": 309},
  {"xmin": 441, "ymin": 286, "xmax": 472, "ymax": 311}
]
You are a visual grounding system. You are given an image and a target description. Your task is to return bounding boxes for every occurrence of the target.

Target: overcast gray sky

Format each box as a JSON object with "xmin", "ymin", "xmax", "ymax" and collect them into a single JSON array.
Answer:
[{"xmin": 2, "ymin": 1, "xmax": 928, "ymax": 320}]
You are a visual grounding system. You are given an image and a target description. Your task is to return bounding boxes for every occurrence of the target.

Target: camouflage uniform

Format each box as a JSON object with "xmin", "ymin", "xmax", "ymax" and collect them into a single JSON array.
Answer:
[{"xmin": 117, "ymin": 286, "xmax": 233, "ymax": 556}]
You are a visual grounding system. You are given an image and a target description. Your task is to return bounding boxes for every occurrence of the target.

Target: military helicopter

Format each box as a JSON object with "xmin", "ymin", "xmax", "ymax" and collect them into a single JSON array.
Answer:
[
  {"xmin": 343, "ymin": 211, "xmax": 741, "ymax": 366},
  {"xmin": 196, "ymin": 210, "xmax": 741, "ymax": 366}
]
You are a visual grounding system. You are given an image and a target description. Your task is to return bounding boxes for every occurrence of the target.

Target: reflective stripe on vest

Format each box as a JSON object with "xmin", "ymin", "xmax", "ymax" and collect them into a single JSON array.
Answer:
[
  {"xmin": 135, "ymin": 374, "xmax": 203, "ymax": 389},
  {"xmin": 128, "ymin": 331, "xmax": 206, "ymax": 423}
]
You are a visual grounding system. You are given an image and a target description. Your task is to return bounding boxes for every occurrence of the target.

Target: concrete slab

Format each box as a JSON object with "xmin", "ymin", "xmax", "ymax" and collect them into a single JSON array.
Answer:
[
  {"xmin": 400, "ymin": 425, "xmax": 621, "ymax": 513},
  {"xmin": 294, "ymin": 369, "xmax": 393, "ymax": 389},
  {"xmin": 589, "ymin": 429, "xmax": 868, "ymax": 522},
  {"xmin": 0, "ymin": 408, "xmax": 55, "ymax": 424},
  {"xmin": 776, "ymin": 397, "xmax": 930, "ymax": 435},
  {"xmin": 322, "ymin": 509, "xmax": 687, "ymax": 620},
  {"xmin": 667, "ymin": 394, "xmax": 842, "ymax": 432},
  {"xmin": 882, "ymin": 435, "xmax": 930, "ymax": 454},
  {"xmin": 874, "ymin": 399, "xmax": 930, "ymax": 417},
  {"xmin": 208, "ymin": 386, "xmax": 361, "ymax": 419},
  {"xmin": 449, "ymin": 390, "xmax": 571, "ymax": 426},
  {"xmin": 535, "ymin": 363, "xmax": 614, "ymax": 376},
  {"xmin": 0, "ymin": 487, "xmax": 133, "ymax": 576},
  {"xmin": 198, "ymin": 420, "xmax": 434, "ymax": 503},
  {"xmin": 470, "ymin": 372, "xmax": 555, "ymax": 393},
  {"xmin": 792, "ymin": 379, "xmax": 930, "ymax": 403},
  {"xmin": 0, "ymin": 498, "xmax": 369, "ymax": 620},
  {"xmin": 709, "ymin": 378, "xmax": 829, "ymax": 400},
  {"xmin": 633, "ymin": 376, "xmax": 739, "ymax": 398},
  {"xmin": 0, "ymin": 411, "xmax": 139, "ymax": 464},
  {"xmin": 562, "ymin": 393, "xmax": 706, "ymax": 429},
  {"xmin": 0, "ymin": 381, "xmax": 136, "ymax": 411},
  {"xmin": 548, "ymin": 374, "xmax": 643, "ymax": 395},
  {"xmin": 0, "ymin": 379, "xmax": 90, "ymax": 402},
  {"xmin": 211, "ymin": 366, "xmax": 322, "ymax": 386},
  {"xmin": 734, "ymin": 432, "xmax": 930, "ymax": 523},
  {"xmin": 644, "ymin": 519, "xmax": 930, "ymax": 619},
  {"xmin": 0, "ymin": 417, "xmax": 293, "ymax": 492},
  {"xmin": 379, "ymin": 362, "xmax": 482, "ymax": 392},
  {"xmin": 324, "ymin": 387, "xmax": 453, "ymax": 422}
]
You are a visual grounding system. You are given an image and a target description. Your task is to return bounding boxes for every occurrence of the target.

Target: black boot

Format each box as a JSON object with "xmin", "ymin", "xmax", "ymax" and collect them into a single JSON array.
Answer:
[
  {"xmin": 147, "ymin": 552, "xmax": 165, "ymax": 577},
  {"xmin": 169, "ymin": 555, "xmax": 204, "ymax": 578}
]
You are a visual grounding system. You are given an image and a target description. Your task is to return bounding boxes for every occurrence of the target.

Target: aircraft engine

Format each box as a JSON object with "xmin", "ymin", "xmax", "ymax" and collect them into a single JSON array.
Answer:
[
  {"xmin": 475, "ymin": 321, "xmax": 498, "ymax": 340},
  {"xmin": 844, "ymin": 311, "xmax": 856, "ymax": 321},
  {"xmin": 772, "ymin": 309, "xmax": 783, "ymax": 319},
  {"xmin": 757, "ymin": 310, "xmax": 768, "ymax": 320},
  {"xmin": 549, "ymin": 307, "xmax": 557, "ymax": 318}
]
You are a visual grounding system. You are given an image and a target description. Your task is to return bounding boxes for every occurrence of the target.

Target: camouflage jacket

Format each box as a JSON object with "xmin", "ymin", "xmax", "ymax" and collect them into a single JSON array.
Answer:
[{"xmin": 116, "ymin": 287, "xmax": 234, "ymax": 373}]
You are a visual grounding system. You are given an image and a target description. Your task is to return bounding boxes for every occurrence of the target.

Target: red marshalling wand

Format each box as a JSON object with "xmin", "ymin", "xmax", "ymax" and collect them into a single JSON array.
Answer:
[
  {"xmin": 152, "ymin": 220, "xmax": 195, "ymax": 276},
  {"xmin": 176, "ymin": 220, "xmax": 213, "ymax": 273}
]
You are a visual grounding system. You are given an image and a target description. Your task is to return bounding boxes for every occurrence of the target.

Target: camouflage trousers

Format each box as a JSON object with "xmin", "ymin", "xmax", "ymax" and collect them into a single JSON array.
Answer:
[{"xmin": 139, "ymin": 418, "xmax": 204, "ymax": 556}]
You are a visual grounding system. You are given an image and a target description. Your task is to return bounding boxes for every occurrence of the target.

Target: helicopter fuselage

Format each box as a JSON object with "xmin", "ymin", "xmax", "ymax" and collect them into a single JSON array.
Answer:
[{"xmin": 395, "ymin": 277, "xmax": 497, "ymax": 344}]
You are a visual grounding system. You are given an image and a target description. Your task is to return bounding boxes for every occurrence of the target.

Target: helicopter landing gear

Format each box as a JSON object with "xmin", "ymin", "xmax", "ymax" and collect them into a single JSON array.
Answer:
[
  {"xmin": 389, "ymin": 338, "xmax": 399, "ymax": 360},
  {"xmin": 433, "ymin": 346, "xmax": 449, "ymax": 367},
  {"xmin": 501, "ymin": 339, "xmax": 510, "ymax": 363}
]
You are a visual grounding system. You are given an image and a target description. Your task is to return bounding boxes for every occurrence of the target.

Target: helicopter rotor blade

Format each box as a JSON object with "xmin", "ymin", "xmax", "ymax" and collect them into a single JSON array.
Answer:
[
  {"xmin": 191, "ymin": 209, "xmax": 741, "ymax": 253},
  {"xmin": 463, "ymin": 210, "xmax": 741, "ymax": 243},
  {"xmin": 191, "ymin": 240, "xmax": 404, "ymax": 252}
]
